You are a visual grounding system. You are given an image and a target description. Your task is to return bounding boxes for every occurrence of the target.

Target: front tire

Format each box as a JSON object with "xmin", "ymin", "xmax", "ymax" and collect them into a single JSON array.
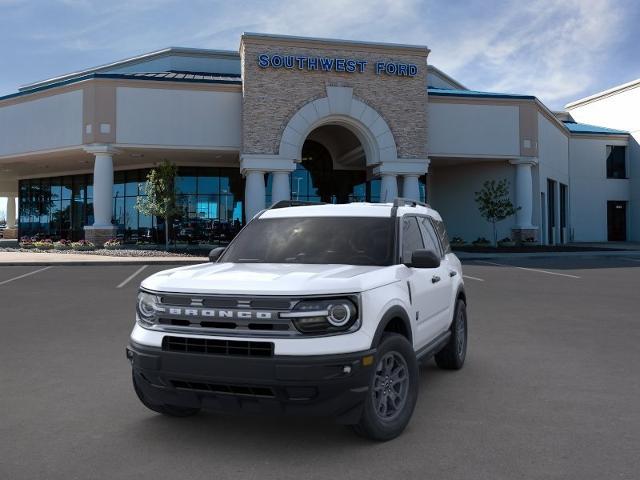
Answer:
[
  {"xmin": 132, "ymin": 371, "xmax": 201, "ymax": 417},
  {"xmin": 434, "ymin": 299, "xmax": 467, "ymax": 370},
  {"xmin": 352, "ymin": 333, "xmax": 418, "ymax": 441}
]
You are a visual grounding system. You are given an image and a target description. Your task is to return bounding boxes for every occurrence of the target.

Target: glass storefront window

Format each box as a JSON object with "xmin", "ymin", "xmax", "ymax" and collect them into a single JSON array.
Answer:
[{"xmin": 19, "ymin": 166, "xmax": 245, "ymax": 245}]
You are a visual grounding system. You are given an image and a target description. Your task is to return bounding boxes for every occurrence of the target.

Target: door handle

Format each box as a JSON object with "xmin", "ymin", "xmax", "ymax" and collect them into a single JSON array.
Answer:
[{"xmin": 431, "ymin": 275, "xmax": 441, "ymax": 284}]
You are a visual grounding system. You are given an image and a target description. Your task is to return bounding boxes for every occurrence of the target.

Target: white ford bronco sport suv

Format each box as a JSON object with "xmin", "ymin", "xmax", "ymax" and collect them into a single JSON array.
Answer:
[{"xmin": 127, "ymin": 199, "xmax": 467, "ymax": 440}]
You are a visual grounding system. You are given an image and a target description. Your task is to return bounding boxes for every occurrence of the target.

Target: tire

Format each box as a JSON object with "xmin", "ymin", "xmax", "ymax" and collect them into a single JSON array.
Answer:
[
  {"xmin": 132, "ymin": 371, "xmax": 201, "ymax": 417},
  {"xmin": 352, "ymin": 333, "xmax": 419, "ymax": 441},
  {"xmin": 434, "ymin": 299, "xmax": 467, "ymax": 370}
]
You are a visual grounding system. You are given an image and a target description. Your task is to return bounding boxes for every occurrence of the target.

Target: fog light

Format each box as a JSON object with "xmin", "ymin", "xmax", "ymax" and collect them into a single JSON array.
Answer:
[{"xmin": 362, "ymin": 355, "xmax": 374, "ymax": 366}]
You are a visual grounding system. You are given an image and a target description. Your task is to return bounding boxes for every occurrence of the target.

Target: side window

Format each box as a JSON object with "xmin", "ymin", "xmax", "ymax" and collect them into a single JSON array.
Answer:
[
  {"xmin": 432, "ymin": 219, "xmax": 451, "ymax": 254},
  {"xmin": 401, "ymin": 216, "xmax": 424, "ymax": 264},
  {"xmin": 417, "ymin": 217, "xmax": 442, "ymax": 257}
]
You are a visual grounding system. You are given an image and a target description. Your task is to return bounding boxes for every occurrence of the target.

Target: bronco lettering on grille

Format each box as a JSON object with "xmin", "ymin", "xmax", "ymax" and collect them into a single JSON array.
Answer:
[{"xmin": 156, "ymin": 307, "xmax": 274, "ymax": 320}]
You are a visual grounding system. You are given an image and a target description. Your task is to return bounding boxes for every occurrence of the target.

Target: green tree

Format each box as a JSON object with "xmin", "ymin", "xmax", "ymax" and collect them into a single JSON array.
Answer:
[
  {"xmin": 136, "ymin": 161, "xmax": 180, "ymax": 250},
  {"xmin": 474, "ymin": 179, "xmax": 519, "ymax": 246}
]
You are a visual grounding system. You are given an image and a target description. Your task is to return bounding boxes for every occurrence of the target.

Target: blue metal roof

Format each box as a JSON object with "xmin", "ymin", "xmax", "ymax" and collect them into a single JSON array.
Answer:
[
  {"xmin": 0, "ymin": 71, "xmax": 242, "ymax": 102},
  {"xmin": 427, "ymin": 87, "xmax": 535, "ymax": 100},
  {"xmin": 562, "ymin": 121, "xmax": 628, "ymax": 135}
]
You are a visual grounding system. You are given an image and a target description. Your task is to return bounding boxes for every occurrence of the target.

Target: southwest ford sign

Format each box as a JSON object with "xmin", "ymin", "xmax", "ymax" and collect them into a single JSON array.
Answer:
[{"xmin": 257, "ymin": 54, "xmax": 418, "ymax": 77}]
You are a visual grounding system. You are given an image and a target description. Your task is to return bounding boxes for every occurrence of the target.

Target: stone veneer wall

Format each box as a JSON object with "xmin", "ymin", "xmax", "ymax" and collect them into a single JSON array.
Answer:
[{"xmin": 241, "ymin": 37, "xmax": 429, "ymax": 160}]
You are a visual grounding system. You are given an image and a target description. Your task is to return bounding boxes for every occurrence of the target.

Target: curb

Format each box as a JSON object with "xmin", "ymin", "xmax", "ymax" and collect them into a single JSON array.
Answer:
[{"xmin": 458, "ymin": 251, "xmax": 640, "ymax": 261}]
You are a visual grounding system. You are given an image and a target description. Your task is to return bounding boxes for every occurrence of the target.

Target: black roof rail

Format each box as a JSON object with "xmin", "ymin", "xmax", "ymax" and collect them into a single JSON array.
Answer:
[
  {"xmin": 392, "ymin": 197, "xmax": 432, "ymax": 209},
  {"xmin": 269, "ymin": 200, "xmax": 326, "ymax": 209}
]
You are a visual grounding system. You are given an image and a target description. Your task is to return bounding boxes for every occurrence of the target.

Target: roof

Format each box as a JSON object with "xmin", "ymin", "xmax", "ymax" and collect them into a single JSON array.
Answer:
[
  {"xmin": 562, "ymin": 121, "xmax": 628, "ymax": 135},
  {"xmin": 427, "ymin": 66, "xmax": 467, "ymax": 90},
  {"xmin": 0, "ymin": 71, "xmax": 241, "ymax": 103},
  {"xmin": 428, "ymin": 87, "xmax": 536, "ymax": 100},
  {"xmin": 260, "ymin": 202, "xmax": 440, "ymax": 220},
  {"xmin": 565, "ymin": 78, "xmax": 640, "ymax": 109},
  {"xmin": 19, "ymin": 47, "xmax": 240, "ymax": 92}
]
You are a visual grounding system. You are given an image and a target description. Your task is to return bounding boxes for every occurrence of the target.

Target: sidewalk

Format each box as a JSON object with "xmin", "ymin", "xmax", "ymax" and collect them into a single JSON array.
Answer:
[
  {"xmin": 0, "ymin": 251, "xmax": 206, "ymax": 266},
  {"xmin": 456, "ymin": 249, "xmax": 640, "ymax": 261}
]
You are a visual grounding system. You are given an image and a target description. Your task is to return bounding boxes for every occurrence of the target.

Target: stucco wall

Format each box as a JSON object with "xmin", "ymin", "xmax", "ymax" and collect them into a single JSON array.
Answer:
[
  {"xmin": 567, "ymin": 87, "xmax": 639, "ymax": 241},
  {"xmin": 116, "ymin": 87, "xmax": 242, "ymax": 148},
  {"xmin": 427, "ymin": 102, "xmax": 520, "ymax": 157},
  {"xmin": 429, "ymin": 161, "xmax": 516, "ymax": 243},
  {"xmin": 241, "ymin": 37, "xmax": 428, "ymax": 159},
  {"xmin": 568, "ymin": 136, "xmax": 630, "ymax": 242},
  {"xmin": 0, "ymin": 90, "xmax": 83, "ymax": 156}
]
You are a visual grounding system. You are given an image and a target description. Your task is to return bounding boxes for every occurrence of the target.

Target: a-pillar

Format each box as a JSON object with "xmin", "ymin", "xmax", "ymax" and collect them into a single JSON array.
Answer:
[
  {"xmin": 509, "ymin": 157, "xmax": 539, "ymax": 242},
  {"xmin": 84, "ymin": 145, "xmax": 119, "ymax": 246}
]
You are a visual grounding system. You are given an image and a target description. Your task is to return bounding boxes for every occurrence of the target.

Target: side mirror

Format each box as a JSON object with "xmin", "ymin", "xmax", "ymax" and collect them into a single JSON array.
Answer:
[
  {"xmin": 208, "ymin": 247, "xmax": 226, "ymax": 263},
  {"xmin": 407, "ymin": 249, "xmax": 440, "ymax": 268}
]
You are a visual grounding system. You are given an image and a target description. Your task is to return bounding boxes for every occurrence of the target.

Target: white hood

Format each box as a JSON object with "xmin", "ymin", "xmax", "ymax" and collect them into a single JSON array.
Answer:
[{"xmin": 141, "ymin": 262, "xmax": 399, "ymax": 295}]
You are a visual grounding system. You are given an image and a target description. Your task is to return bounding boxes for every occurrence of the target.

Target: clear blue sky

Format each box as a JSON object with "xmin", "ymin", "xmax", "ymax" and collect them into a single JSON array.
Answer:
[{"xmin": 1, "ymin": 0, "xmax": 639, "ymax": 107}]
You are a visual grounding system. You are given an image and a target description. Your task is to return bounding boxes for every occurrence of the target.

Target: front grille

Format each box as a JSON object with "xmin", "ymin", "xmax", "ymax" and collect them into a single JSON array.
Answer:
[
  {"xmin": 171, "ymin": 380, "xmax": 275, "ymax": 398},
  {"xmin": 162, "ymin": 336, "xmax": 274, "ymax": 357}
]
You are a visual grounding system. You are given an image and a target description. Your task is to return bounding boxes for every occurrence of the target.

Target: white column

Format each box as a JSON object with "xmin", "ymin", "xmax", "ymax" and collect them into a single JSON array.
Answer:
[
  {"xmin": 380, "ymin": 174, "xmax": 398, "ymax": 202},
  {"xmin": 6, "ymin": 196, "xmax": 16, "ymax": 228},
  {"xmin": 92, "ymin": 152, "xmax": 115, "ymax": 227},
  {"xmin": 401, "ymin": 175, "xmax": 420, "ymax": 201},
  {"xmin": 271, "ymin": 171, "xmax": 291, "ymax": 205},
  {"xmin": 510, "ymin": 158, "xmax": 536, "ymax": 229},
  {"xmin": 244, "ymin": 170, "xmax": 266, "ymax": 221}
]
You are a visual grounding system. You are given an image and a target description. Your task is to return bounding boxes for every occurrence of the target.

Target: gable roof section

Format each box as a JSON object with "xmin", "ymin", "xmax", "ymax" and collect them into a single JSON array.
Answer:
[
  {"xmin": 565, "ymin": 78, "xmax": 640, "ymax": 109},
  {"xmin": 19, "ymin": 47, "xmax": 240, "ymax": 92},
  {"xmin": 428, "ymin": 87, "xmax": 535, "ymax": 100},
  {"xmin": 562, "ymin": 121, "xmax": 628, "ymax": 135}
]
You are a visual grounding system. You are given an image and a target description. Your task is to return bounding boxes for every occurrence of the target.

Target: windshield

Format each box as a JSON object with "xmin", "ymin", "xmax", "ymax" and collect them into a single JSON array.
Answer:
[{"xmin": 220, "ymin": 216, "xmax": 395, "ymax": 266}]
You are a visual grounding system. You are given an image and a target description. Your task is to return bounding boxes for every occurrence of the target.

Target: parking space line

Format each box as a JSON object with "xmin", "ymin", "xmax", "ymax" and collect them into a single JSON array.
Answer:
[
  {"xmin": 116, "ymin": 265, "xmax": 148, "ymax": 289},
  {"xmin": 475, "ymin": 260, "xmax": 581, "ymax": 279},
  {"xmin": 0, "ymin": 266, "xmax": 52, "ymax": 286},
  {"xmin": 463, "ymin": 274, "xmax": 485, "ymax": 282}
]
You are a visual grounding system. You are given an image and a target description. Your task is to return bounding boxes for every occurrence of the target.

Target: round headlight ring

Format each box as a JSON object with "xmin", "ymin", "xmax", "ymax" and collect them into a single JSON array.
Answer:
[
  {"xmin": 137, "ymin": 292, "xmax": 157, "ymax": 321},
  {"xmin": 327, "ymin": 302, "xmax": 353, "ymax": 327}
]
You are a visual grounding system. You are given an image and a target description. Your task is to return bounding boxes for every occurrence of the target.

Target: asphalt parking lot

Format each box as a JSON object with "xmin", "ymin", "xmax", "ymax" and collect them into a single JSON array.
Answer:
[{"xmin": 1, "ymin": 256, "xmax": 639, "ymax": 479}]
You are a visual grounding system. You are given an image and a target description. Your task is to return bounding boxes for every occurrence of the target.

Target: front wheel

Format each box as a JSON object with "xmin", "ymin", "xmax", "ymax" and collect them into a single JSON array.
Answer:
[
  {"xmin": 434, "ymin": 299, "xmax": 467, "ymax": 370},
  {"xmin": 352, "ymin": 333, "xmax": 418, "ymax": 441}
]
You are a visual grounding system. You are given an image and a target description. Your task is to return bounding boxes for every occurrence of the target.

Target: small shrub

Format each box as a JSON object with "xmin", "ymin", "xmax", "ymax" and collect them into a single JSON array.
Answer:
[
  {"xmin": 33, "ymin": 239, "xmax": 54, "ymax": 250},
  {"xmin": 54, "ymin": 239, "xmax": 72, "ymax": 250},
  {"xmin": 450, "ymin": 236, "xmax": 466, "ymax": 245},
  {"xmin": 103, "ymin": 238, "xmax": 123, "ymax": 250},
  {"xmin": 71, "ymin": 240, "xmax": 95, "ymax": 251},
  {"xmin": 19, "ymin": 236, "xmax": 34, "ymax": 249},
  {"xmin": 497, "ymin": 237, "xmax": 516, "ymax": 247},
  {"xmin": 472, "ymin": 237, "xmax": 491, "ymax": 246}
]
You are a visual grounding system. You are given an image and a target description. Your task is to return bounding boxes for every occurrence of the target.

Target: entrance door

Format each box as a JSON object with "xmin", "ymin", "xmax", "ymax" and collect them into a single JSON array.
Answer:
[
  {"xmin": 607, "ymin": 201, "xmax": 627, "ymax": 241},
  {"xmin": 547, "ymin": 179, "xmax": 556, "ymax": 244}
]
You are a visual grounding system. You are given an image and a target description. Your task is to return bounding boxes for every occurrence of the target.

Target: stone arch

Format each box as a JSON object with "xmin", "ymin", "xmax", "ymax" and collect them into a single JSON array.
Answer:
[{"xmin": 278, "ymin": 86, "xmax": 397, "ymax": 166}]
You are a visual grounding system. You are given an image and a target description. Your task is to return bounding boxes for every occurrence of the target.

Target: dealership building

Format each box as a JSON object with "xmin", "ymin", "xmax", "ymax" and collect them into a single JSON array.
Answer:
[{"xmin": 0, "ymin": 33, "xmax": 637, "ymax": 246}]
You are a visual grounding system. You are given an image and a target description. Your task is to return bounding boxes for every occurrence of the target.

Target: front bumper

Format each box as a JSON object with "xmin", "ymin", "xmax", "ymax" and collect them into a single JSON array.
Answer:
[{"xmin": 127, "ymin": 341, "xmax": 376, "ymax": 424}]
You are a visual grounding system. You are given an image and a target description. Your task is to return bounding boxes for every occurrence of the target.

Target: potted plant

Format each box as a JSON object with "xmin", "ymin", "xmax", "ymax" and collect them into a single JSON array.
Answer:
[
  {"xmin": 71, "ymin": 239, "xmax": 96, "ymax": 251},
  {"xmin": 497, "ymin": 236, "xmax": 516, "ymax": 247},
  {"xmin": 54, "ymin": 239, "xmax": 72, "ymax": 250}
]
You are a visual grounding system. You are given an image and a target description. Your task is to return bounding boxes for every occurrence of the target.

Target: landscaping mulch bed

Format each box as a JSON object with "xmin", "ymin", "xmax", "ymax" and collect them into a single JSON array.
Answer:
[{"xmin": 452, "ymin": 245, "xmax": 623, "ymax": 253}]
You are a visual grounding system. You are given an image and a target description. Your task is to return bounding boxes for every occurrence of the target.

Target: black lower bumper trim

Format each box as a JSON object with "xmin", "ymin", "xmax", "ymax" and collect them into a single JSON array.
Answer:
[{"xmin": 127, "ymin": 341, "xmax": 376, "ymax": 423}]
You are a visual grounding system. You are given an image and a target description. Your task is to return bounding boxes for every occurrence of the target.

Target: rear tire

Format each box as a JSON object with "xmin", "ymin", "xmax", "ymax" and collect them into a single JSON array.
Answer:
[
  {"xmin": 352, "ymin": 333, "xmax": 418, "ymax": 441},
  {"xmin": 435, "ymin": 299, "xmax": 467, "ymax": 370},
  {"xmin": 132, "ymin": 371, "xmax": 201, "ymax": 417}
]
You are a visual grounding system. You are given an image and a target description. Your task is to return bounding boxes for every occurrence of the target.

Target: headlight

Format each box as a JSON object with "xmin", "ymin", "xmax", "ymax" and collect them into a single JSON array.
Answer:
[
  {"xmin": 282, "ymin": 297, "xmax": 359, "ymax": 334},
  {"xmin": 136, "ymin": 291, "xmax": 159, "ymax": 326}
]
